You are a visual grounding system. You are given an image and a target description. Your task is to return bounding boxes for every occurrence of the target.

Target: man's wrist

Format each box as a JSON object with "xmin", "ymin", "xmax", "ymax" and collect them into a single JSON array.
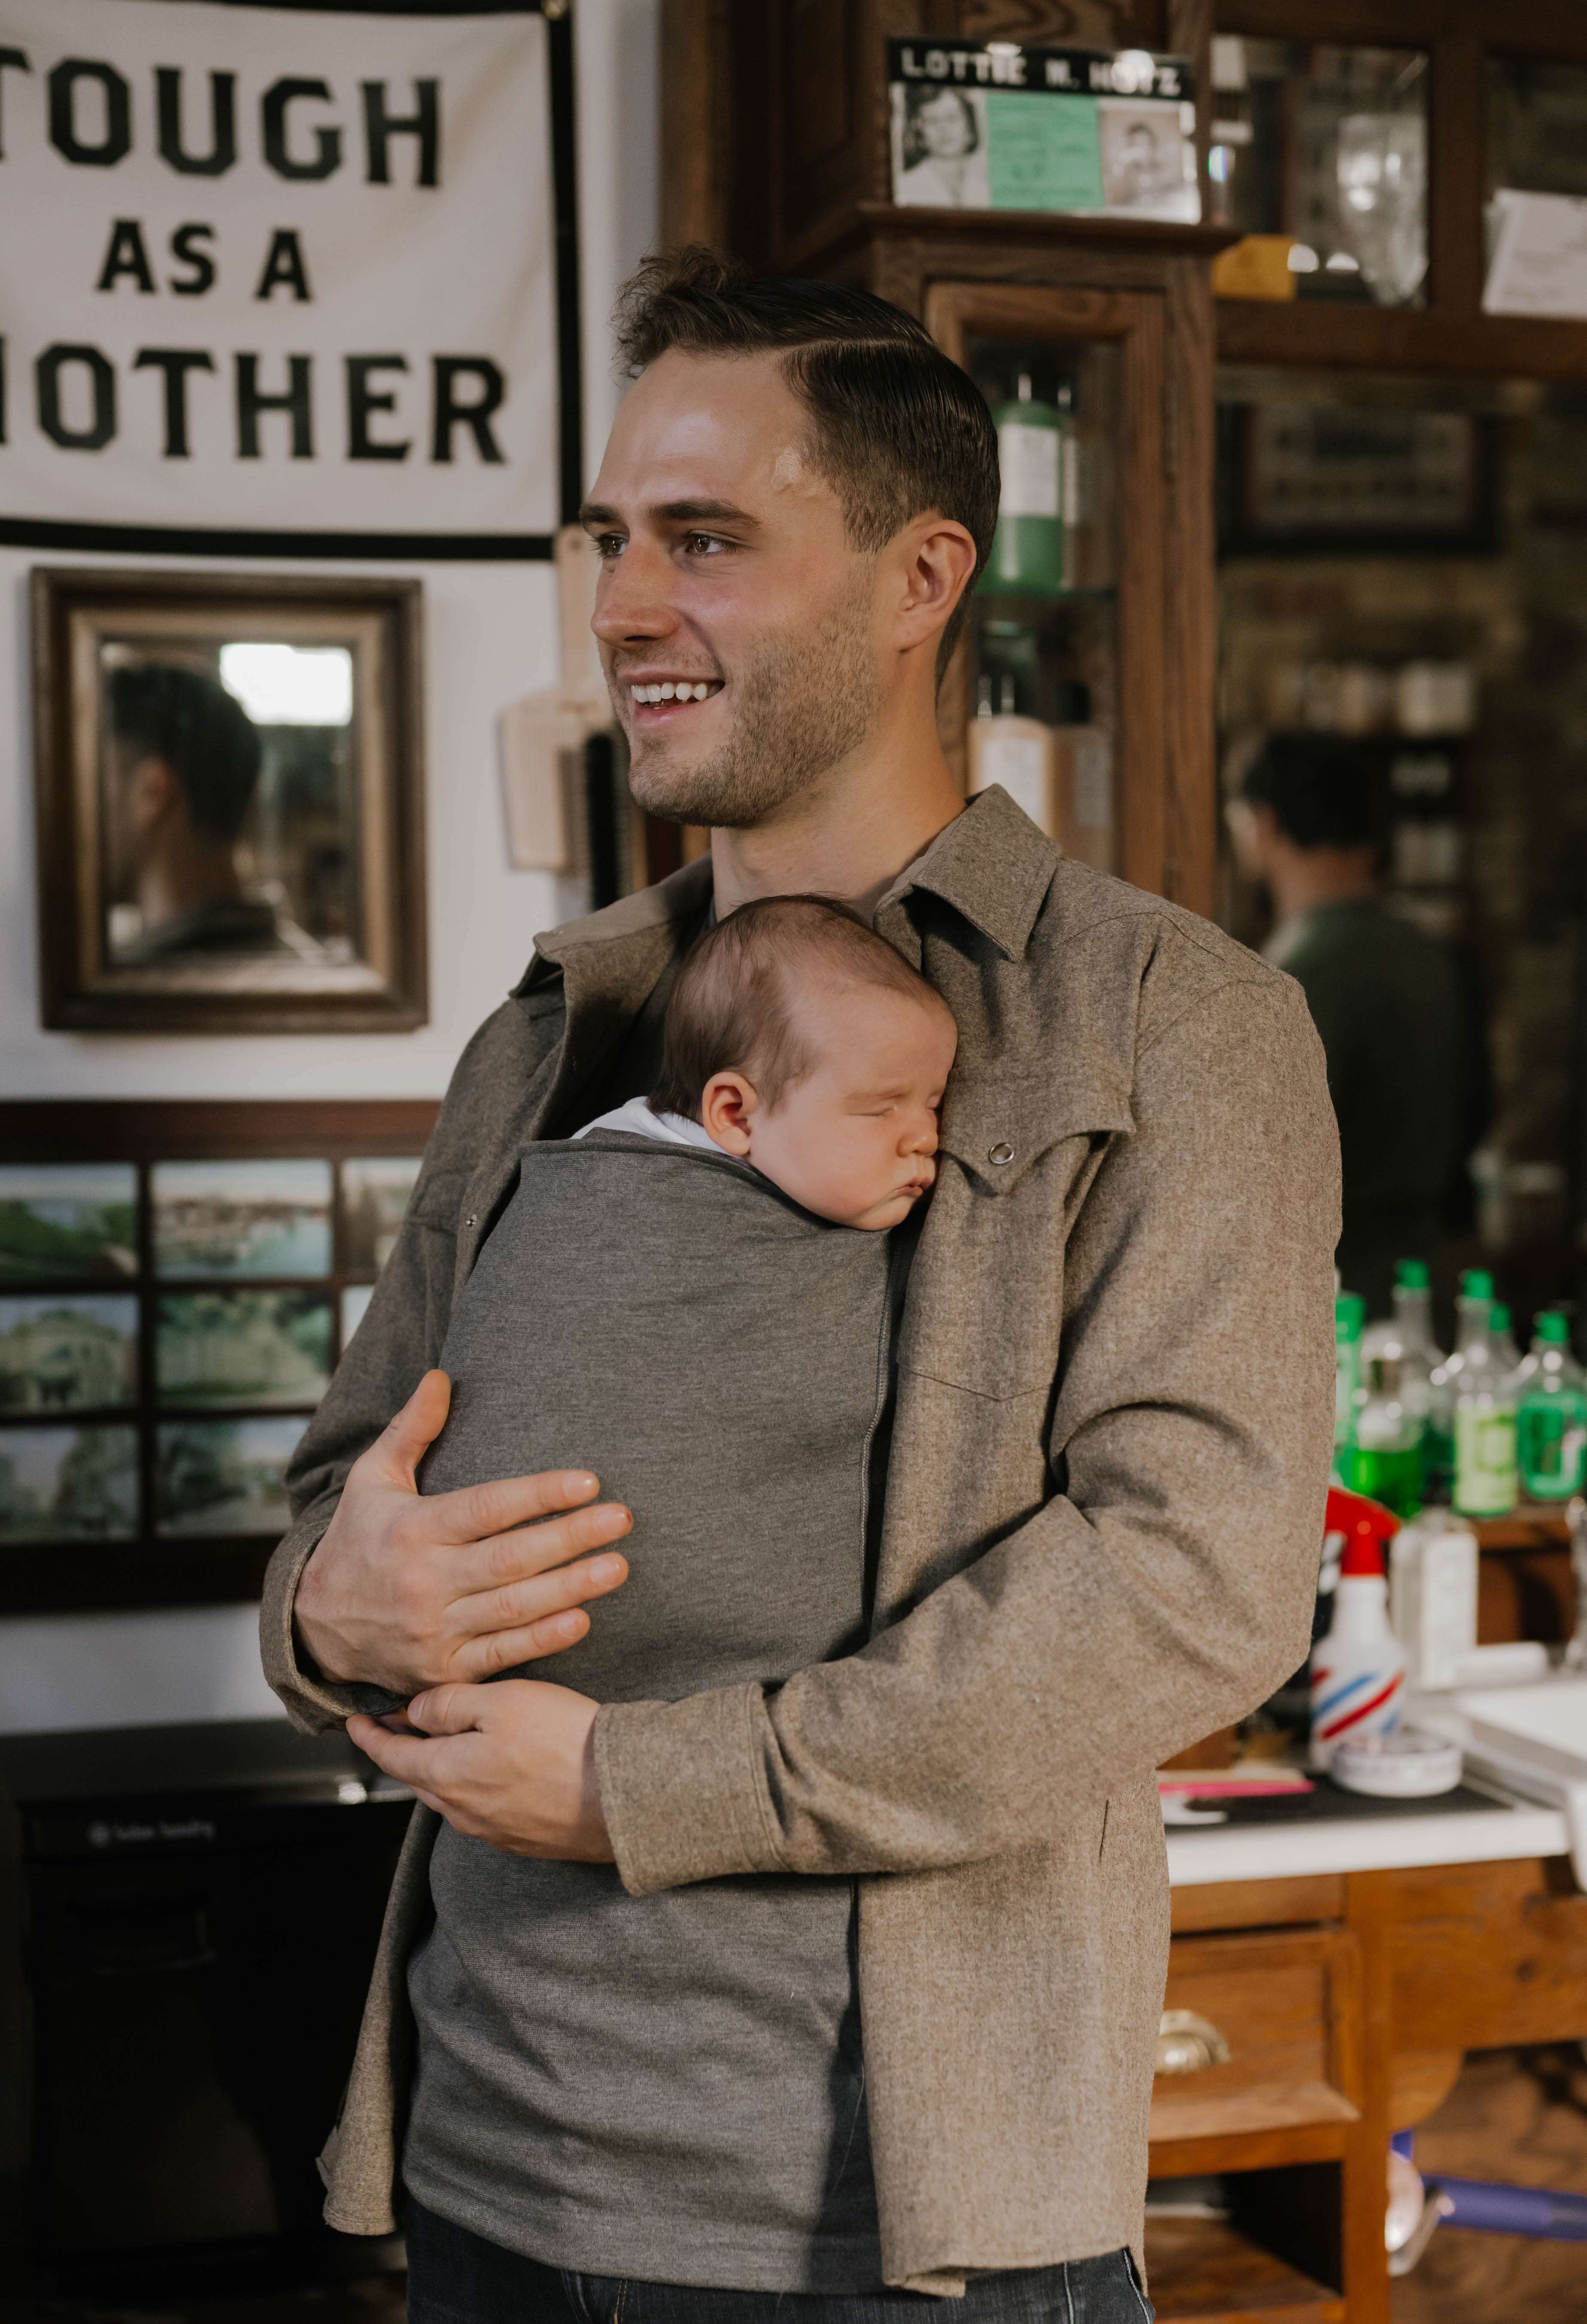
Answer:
[{"xmin": 292, "ymin": 1537, "xmax": 358, "ymax": 1686}]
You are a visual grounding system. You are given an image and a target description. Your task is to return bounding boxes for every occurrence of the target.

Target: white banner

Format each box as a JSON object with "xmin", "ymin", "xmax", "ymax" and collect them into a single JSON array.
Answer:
[{"xmin": 0, "ymin": 0, "xmax": 560, "ymax": 545}]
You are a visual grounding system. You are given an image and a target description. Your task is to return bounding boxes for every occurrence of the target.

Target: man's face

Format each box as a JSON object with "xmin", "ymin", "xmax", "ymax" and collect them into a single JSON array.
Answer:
[{"xmin": 582, "ymin": 349, "xmax": 883, "ymax": 828}]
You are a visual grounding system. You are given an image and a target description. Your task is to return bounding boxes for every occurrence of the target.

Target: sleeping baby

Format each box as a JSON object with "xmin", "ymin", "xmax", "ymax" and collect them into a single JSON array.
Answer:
[
  {"xmin": 576, "ymin": 891, "xmax": 958, "ymax": 1228},
  {"xmin": 401, "ymin": 897, "xmax": 958, "ymax": 2281}
]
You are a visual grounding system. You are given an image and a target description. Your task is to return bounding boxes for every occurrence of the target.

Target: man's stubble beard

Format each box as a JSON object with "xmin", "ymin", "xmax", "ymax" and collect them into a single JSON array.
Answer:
[{"xmin": 621, "ymin": 573, "xmax": 881, "ymax": 830}]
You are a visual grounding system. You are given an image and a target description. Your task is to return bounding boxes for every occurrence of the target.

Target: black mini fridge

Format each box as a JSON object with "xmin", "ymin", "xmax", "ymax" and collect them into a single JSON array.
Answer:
[{"xmin": 0, "ymin": 1718, "xmax": 413, "ymax": 2299}]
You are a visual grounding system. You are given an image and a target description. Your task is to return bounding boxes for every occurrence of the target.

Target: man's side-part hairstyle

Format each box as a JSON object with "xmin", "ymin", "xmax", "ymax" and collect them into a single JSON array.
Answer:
[
  {"xmin": 653, "ymin": 894, "xmax": 949, "ymax": 1122},
  {"xmin": 1240, "ymin": 730, "xmax": 1376, "ymax": 853},
  {"xmin": 614, "ymin": 247, "xmax": 1000, "ymax": 671},
  {"xmin": 110, "ymin": 664, "xmax": 264, "ymax": 846}
]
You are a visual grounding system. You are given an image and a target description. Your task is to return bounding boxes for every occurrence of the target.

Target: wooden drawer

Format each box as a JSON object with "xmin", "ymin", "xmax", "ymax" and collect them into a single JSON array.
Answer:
[{"xmin": 1149, "ymin": 1925, "xmax": 1362, "ymax": 2175}]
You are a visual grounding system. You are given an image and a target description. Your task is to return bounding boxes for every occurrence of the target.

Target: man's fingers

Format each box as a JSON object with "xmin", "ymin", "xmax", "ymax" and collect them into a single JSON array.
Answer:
[
  {"xmin": 372, "ymin": 1368, "xmax": 453, "ymax": 1487},
  {"xmin": 450, "ymin": 1542, "xmax": 629, "ymax": 1644},
  {"xmin": 427, "ymin": 1466, "xmax": 609, "ymax": 1548},
  {"xmin": 444, "ymin": 1502, "xmax": 632, "ymax": 1598},
  {"xmin": 405, "ymin": 1681, "xmax": 499, "ymax": 1735},
  {"xmin": 456, "ymin": 1606, "xmax": 595, "ymax": 1680},
  {"xmin": 347, "ymin": 1710, "xmax": 474, "ymax": 1788}
]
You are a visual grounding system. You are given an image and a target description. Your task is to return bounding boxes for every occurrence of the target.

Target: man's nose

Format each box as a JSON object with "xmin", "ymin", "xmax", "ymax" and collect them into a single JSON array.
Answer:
[{"xmin": 592, "ymin": 538, "xmax": 679, "ymax": 647}]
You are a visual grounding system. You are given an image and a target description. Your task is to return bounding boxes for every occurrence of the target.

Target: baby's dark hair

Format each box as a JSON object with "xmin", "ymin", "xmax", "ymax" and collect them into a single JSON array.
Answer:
[{"xmin": 652, "ymin": 894, "xmax": 949, "ymax": 1122}]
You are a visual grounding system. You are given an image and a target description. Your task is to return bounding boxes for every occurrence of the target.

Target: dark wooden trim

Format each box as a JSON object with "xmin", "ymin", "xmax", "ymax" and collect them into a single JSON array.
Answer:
[
  {"xmin": 1217, "ymin": 297, "xmax": 1587, "ymax": 380},
  {"xmin": 0, "ymin": 1099, "xmax": 441, "ymax": 1163},
  {"xmin": 30, "ymin": 568, "xmax": 429, "ymax": 1037}
]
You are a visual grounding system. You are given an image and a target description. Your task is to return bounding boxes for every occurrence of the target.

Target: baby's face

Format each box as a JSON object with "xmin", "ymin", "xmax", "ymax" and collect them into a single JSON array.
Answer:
[{"xmin": 709, "ymin": 980, "xmax": 958, "ymax": 1231}]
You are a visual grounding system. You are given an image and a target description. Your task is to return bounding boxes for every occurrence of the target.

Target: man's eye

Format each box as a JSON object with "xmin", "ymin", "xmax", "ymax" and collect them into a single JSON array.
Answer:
[
  {"xmin": 594, "ymin": 533, "xmax": 625, "ymax": 559},
  {"xmin": 683, "ymin": 532, "xmax": 727, "ymax": 557}
]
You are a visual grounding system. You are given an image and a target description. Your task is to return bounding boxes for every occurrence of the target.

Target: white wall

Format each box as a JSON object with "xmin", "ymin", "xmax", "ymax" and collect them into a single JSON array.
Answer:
[{"xmin": 0, "ymin": 0, "xmax": 660, "ymax": 1732}]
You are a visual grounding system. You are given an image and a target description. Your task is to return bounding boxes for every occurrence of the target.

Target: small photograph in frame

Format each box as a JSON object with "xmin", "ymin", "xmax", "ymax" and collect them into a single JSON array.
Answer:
[
  {"xmin": 152, "ymin": 1160, "xmax": 333, "ymax": 1281},
  {"xmin": 155, "ymin": 1416, "xmax": 304, "ymax": 1538},
  {"xmin": 0, "ymin": 1424, "xmax": 140, "ymax": 1544},
  {"xmin": 0, "ymin": 1295, "xmax": 140, "ymax": 1414},
  {"xmin": 341, "ymin": 1157, "xmax": 424, "ymax": 1277},
  {"xmin": 0, "ymin": 1164, "xmax": 139, "ymax": 1285},
  {"xmin": 156, "ymin": 1291, "xmax": 332, "ymax": 1410},
  {"xmin": 1222, "ymin": 405, "xmax": 1499, "ymax": 554},
  {"xmin": 32, "ymin": 568, "xmax": 426, "ymax": 1034}
]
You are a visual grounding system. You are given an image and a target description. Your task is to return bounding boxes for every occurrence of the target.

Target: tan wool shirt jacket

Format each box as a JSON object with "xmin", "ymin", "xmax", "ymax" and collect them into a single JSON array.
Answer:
[{"xmin": 261, "ymin": 786, "xmax": 1341, "ymax": 2297}]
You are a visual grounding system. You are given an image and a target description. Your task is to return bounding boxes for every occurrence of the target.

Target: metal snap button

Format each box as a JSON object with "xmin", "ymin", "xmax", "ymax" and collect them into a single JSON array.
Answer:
[
  {"xmin": 988, "ymin": 1142, "xmax": 1015, "ymax": 1167},
  {"xmin": 465, "ymin": 1214, "xmax": 478, "ymax": 1228}
]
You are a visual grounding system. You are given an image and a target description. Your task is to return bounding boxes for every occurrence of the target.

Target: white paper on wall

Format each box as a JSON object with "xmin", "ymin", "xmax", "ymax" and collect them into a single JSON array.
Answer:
[
  {"xmin": 1483, "ymin": 188, "xmax": 1587, "ymax": 321},
  {"xmin": 0, "ymin": 0, "xmax": 558, "ymax": 542}
]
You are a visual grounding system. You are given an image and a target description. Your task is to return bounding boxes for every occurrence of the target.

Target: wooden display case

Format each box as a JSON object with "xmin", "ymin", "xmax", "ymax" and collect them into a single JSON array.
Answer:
[{"xmin": 662, "ymin": 0, "xmax": 1230, "ymax": 917}]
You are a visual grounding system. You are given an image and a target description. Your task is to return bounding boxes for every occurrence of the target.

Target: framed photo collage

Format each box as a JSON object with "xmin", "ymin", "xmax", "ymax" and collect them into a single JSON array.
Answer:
[{"xmin": 0, "ymin": 1101, "xmax": 438, "ymax": 1614}]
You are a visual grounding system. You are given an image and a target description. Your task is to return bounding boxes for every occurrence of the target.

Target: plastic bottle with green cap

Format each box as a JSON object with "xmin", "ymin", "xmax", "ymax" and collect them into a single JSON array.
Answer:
[
  {"xmin": 1427, "ymin": 1266, "xmax": 1489, "ymax": 1503},
  {"xmin": 1515, "ymin": 1312, "xmax": 1587, "ymax": 1502},
  {"xmin": 1489, "ymin": 1301, "xmax": 1522, "ymax": 1377},
  {"xmin": 1450, "ymin": 1271, "xmax": 1518, "ymax": 1518}
]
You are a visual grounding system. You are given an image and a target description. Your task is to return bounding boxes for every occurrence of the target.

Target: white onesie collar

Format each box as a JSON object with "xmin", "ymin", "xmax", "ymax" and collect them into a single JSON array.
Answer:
[{"xmin": 573, "ymin": 1096, "xmax": 722, "ymax": 1154}]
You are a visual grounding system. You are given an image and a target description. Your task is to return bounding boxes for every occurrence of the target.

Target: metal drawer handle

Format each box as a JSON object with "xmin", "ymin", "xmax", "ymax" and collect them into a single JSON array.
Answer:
[{"xmin": 1156, "ymin": 2010, "xmax": 1232, "ymax": 2075}]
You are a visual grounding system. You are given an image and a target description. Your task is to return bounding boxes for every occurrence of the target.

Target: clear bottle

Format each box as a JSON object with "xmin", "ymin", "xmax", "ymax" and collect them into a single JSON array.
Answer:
[
  {"xmin": 967, "ymin": 670, "xmax": 1057, "ymax": 835},
  {"xmin": 1451, "ymin": 1278, "xmax": 1518, "ymax": 1519},
  {"xmin": 1340, "ymin": 1352, "xmax": 1424, "ymax": 1517},
  {"xmin": 1515, "ymin": 1311, "xmax": 1587, "ymax": 1503},
  {"xmin": 1428, "ymin": 1266, "xmax": 1490, "ymax": 1504},
  {"xmin": 1489, "ymin": 1301, "xmax": 1522, "ymax": 1378},
  {"xmin": 1362, "ymin": 1257, "xmax": 1443, "ymax": 1485}
]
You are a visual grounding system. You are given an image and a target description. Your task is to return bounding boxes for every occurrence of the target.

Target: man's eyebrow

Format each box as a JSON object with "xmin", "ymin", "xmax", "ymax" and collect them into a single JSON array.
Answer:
[{"xmin": 576, "ymin": 498, "xmax": 761, "ymax": 530}]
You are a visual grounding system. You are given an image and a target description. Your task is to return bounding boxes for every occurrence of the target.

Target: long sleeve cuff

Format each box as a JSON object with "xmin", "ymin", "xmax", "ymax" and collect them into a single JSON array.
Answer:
[
  {"xmin": 258, "ymin": 1512, "xmax": 407, "ymax": 1733},
  {"xmin": 595, "ymin": 1682, "xmax": 785, "ymax": 1895}
]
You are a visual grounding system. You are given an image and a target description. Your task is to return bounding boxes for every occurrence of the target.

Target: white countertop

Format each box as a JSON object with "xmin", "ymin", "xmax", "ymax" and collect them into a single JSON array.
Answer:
[{"xmin": 1165, "ymin": 1794, "xmax": 1572, "ymax": 1887}]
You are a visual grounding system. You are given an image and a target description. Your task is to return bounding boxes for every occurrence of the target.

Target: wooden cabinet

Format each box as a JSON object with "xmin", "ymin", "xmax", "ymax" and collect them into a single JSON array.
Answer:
[{"xmin": 661, "ymin": 1, "xmax": 1229, "ymax": 916}]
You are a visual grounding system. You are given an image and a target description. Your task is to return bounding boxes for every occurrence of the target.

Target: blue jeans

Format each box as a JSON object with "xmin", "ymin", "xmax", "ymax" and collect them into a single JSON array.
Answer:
[{"xmin": 404, "ymin": 2200, "xmax": 1154, "ymax": 2323}]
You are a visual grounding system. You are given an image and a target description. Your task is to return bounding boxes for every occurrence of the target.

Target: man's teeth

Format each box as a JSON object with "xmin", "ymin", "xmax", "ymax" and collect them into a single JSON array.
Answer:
[{"xmin": 630, "ymin": 681, "xmax": 716, "ymax": 704}]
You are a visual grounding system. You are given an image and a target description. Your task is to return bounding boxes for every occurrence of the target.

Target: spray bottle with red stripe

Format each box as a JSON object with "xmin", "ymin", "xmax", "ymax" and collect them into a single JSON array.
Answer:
[{"xmin": 1310, "ymin": 1486, "xmax": 1406, "ymax": 1770}]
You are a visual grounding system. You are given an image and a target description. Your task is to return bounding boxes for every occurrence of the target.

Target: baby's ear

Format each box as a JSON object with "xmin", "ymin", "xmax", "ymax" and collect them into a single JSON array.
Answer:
[{"xmin": 700, "ymin": 1070, "xmax": 757, "ymax": 1155}]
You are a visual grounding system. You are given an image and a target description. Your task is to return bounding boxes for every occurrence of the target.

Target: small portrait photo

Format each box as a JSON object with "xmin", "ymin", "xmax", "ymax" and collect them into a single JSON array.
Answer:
[
  {"xmin": 340, "ymin": 1157, "xmax": 424, "ymax": 1278},
  {"xmin": 0, "ymin": 1164, "xmax": 139, "ymax": 1286},
  {"xmin": 0, "ymin": 1295, "xmax": 140, "ymax": 1415},
  {"xmin": 891, "ymin": 81, "xmax": 991, "ymax": 209},
  {"xmin": 156, "ymin": 1291, "xmax": 332, "ymax": 1410},
  {"xmin": 155, "ymin": 1416, "xmax": 304, "ymax": 1538},
  {"xmin": 0, "ymin": 1424, "xmax": 140, "ymax": 1544},
  {"xmin": 152, "ymin": 1160, "xmax": 333, "ymax": 1281},
  {"xmin": 1098, "ymin": 100, "xmax": 1198, "ymax": 221}
]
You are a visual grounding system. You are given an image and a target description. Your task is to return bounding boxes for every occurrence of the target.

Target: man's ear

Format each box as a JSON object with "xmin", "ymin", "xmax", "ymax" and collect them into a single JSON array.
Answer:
[
  {"xmin": 889, "ymin": 514, "xmax": 979, "ymax": 663},
  {"xmin": 128, "ymin": 755, "xmax": 179, "ymax": 835},
  {"xmin": 700, "ymin": 1070, "xmax": 758, "ymax": 1155}
]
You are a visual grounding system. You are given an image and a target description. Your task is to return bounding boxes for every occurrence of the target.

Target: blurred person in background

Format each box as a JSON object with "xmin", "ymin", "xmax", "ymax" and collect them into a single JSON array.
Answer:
[{"xmin": 1231, "ymin": 730, "xmax": 1488, "ymax": 1313}]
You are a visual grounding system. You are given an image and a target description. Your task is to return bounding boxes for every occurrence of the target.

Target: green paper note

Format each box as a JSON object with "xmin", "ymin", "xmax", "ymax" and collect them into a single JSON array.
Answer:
[{"xmin": 986, "ymin": 91, "xmax": 1104, "ymax": 214}]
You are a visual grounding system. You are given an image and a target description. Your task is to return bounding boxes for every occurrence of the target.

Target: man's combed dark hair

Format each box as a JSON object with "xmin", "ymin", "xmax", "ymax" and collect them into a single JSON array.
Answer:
[
  {"xmin": 1240, "ymin": 731, "xmax": 1376, "ymax": 853},
  {"xmin": 652, "ymin": 894, "xmax": 949, "ymax": 1123},
  {"xmin": 614, "ymin": 247, "xmax": 1000, "ymax": 671},
  {"xmin": 109, "ymin": 663, "xmax": 263, "ymax": 845}
]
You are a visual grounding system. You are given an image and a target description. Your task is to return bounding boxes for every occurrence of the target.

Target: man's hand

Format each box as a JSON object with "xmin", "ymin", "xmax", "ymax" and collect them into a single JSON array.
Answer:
[
  {"xmin": 348, "ymin": 1681, "xmax": 610, "ymax": 1861},
  {"xmin": 295, "ymin": 1369, "xmax": 631, "ymax": 1697}
]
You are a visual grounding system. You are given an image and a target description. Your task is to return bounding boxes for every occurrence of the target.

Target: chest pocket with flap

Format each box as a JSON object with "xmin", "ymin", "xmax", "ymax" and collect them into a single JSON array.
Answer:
[{"xmin": 899, "ymin": 1068, "xmax": 1134, "ymax": 1401}]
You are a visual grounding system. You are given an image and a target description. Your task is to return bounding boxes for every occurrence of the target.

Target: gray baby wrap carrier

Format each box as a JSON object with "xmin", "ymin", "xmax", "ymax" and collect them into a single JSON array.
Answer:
[{"xmin": 401, "ymin": 1131, "xmax": 900, "ymax": 2288}]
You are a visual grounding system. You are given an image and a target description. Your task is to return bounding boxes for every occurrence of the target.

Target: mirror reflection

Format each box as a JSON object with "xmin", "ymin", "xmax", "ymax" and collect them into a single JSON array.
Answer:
[{"xmin": 100, "ymin": 639, "xmax": 359, "ymax": 972}]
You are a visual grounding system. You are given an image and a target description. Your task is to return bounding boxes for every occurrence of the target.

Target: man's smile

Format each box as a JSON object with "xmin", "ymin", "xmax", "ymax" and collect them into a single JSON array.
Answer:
[{"xmin": 621, "ymin": 670, "xmax": 725, "ymax": 723}]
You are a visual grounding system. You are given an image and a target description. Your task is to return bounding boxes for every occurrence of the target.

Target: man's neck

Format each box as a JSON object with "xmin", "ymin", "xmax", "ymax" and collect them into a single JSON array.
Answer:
[
  {"xmin": 1266, "ymin": 848, "xmax": 1377, "ymax": 923},
  {"xmin": 708, "ymin": 694, "xmax": 966, "ymax": 920}
]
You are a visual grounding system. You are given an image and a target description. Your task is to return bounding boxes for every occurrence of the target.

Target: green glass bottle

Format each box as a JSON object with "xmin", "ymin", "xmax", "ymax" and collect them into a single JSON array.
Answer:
[
  {"xmin": 1515, "ymin": 1312, "xmax": 1587, "ymax": 1502},
  {"xmin": 1334, "ymin": 1291, "xmax": 1365, "ymax": 1472},
  {"xmin": 981, "ymin": 373, "xmax": 1067, "ymax": 596},
  {"xmin": 1340, "ymin": 1353, "xmax": 1425, "ymax": 1518}
]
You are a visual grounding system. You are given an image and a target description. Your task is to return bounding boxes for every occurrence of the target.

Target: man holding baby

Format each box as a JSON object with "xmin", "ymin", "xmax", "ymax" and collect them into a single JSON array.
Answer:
[{"xmin": 262, "ymin": 253, "xmax": 1339, "ymax": 2324}]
